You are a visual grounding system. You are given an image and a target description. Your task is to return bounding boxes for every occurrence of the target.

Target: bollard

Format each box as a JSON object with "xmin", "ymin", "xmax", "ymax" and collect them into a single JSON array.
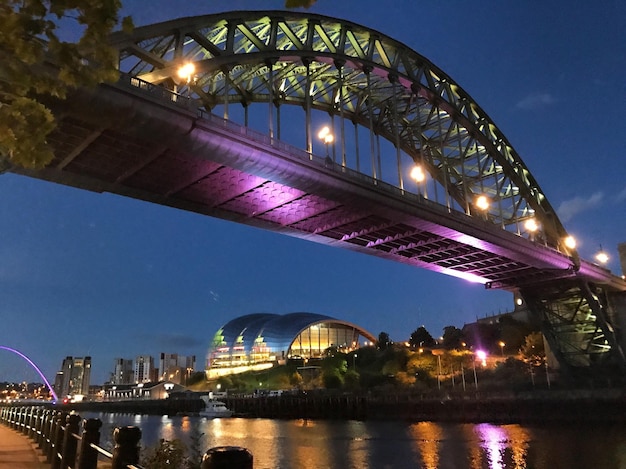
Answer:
[
  {"xmin": 111, "ymin": 426, "xmax": 142, "ymax": 469},
  {"xmin": 60, "ymin": 413, "xmax": 81, "ymax": 468},
  {"xmin": 77, "ymin": 418, "xmax": 102, "ymax": 469},
  {"xmin": 201, "ymin": 446, "xmax": 253, "ymax": 469}
]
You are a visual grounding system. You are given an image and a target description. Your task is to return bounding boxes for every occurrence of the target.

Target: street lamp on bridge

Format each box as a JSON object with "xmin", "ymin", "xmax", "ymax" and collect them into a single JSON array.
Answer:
[
  {"xmin": 595, "ymin": 246, "xmax": 609, "ymax": 264},
  {"xmin": 318, "ymin": 126, "xmax": 334, "ymax": 158},
  {"xmin": 177, "ymin": 62, "xmax": 196, "ymax": 98}
]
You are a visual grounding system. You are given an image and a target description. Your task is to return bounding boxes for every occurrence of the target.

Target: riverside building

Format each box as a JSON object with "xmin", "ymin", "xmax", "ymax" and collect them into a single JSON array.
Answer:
[{"xmin": 207, "ymin": 312, "xmax": 375, "ymax": 378}]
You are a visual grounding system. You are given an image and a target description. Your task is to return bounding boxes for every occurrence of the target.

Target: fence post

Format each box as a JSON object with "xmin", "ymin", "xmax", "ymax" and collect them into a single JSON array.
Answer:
[
  {"xmin": 28, "ymin": 407, "xmax": 39, "ymax": 439},
  {"xmin": 77, "ymin": 418, "xmax": 102, "ymax": 469},
  {"xmin": 111, "ymin": 426, "xmax": 142, "ymax": 469},
  {"xmin": 201, "ymin": 446, "xmax": 254, "ymax": 469},
  {"xmin": 60, "ymin": 413, "xmax": 81, "ymax": 469},
  {"xmin": 50, "ymin": 411, "xmax": 67, "ymax": 468},
  {"xmin": 38, "ymin": 409, "xmax": 52, "ymax": 449},
  {"xmin": 44, "ymin": 410, "xmax": 58, "ymax": 458}
]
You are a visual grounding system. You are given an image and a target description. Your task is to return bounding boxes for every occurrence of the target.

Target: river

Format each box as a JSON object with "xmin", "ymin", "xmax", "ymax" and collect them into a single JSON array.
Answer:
[{"xmin": 83, "ymin": 413, "xmax": 626, "ymax": 468}]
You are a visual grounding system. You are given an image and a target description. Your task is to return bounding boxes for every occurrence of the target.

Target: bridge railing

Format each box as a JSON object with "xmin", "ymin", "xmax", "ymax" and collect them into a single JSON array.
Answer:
[{"xmin": 0, "ymin": 404, "xmax": 253, "ymax": 469}]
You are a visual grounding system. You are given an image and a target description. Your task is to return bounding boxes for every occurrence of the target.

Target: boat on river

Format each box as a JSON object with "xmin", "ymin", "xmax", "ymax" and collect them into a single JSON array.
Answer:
[{"xmin": 199, "ymin": 395, "xmax": 233, "ymax": 418}]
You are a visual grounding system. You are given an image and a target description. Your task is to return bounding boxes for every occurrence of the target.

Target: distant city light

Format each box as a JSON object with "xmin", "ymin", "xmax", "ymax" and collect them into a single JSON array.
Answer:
[{"xmin": 476, "ymin": 350, "xmax": 487, "ymax": 367}]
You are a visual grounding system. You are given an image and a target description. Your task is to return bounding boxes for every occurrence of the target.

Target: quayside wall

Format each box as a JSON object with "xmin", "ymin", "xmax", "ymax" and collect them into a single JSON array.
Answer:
[{"xmin": 54, "ymin": 389, "xmax": 626, "ymax": 424}]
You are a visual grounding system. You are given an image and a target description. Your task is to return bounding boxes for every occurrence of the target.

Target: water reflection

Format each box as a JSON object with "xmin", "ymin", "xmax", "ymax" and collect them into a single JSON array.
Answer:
[
  {"xmin": 81, "ymin": 413, "xmax": 626, "ymax": 469},
  {"xmin": 410, "ymin": 422, "xmax": 443, "ymax": 468}
]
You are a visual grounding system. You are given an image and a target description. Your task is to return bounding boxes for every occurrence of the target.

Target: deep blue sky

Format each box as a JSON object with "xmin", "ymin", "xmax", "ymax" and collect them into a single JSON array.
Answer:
[{"xmin": 2, "ymin": 1, "xmax": 625, "ymax": 385}]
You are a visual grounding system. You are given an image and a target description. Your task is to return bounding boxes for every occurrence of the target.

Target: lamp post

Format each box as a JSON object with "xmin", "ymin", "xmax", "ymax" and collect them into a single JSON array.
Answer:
[
  {"xmin": 318, "ymin": 126, "xmax": 334, "ymax": 159},
  {"xmin": 498, "ymin": 341, "xmax": 505, "ymax": 357},
  {"xmin": 177, "ymin": 62, "xmax": 196, "ymax": 99},
  {"xmin": 353, "ymin": 353, "xmax": 358, "ymax": 371}
]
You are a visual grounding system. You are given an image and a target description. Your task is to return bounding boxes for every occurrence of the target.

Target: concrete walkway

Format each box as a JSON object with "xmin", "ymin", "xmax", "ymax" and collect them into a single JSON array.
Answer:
[{"xmin": 0, "ymin": 424, "xmax": 48, "ymax": 468}]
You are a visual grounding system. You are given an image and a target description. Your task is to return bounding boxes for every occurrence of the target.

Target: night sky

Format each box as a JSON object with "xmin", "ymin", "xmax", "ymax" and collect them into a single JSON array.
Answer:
[{"xmin": 2, "ymin": 1, "xmax": 625, "ymax": 385}]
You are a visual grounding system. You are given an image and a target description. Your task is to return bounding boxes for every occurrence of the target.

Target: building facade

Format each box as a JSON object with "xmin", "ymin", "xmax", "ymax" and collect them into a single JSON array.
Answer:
[
  {"xmin": 134, "ymin": 355, "xmax": 156, "ymax": 384},
  {"xmin": 112, "ymin": 358, "xmax": 134, "ymax": 385},
  {"xmin": 159, "ymin": 353, "xmax": 196, "ymax": 384},
  {"xmin": 55, "ymin": 356, "xmax": 91, "ymax": 397},
  {"xmin": 207, "ymin": 312, "xmax": 375, "ymax": 377}
]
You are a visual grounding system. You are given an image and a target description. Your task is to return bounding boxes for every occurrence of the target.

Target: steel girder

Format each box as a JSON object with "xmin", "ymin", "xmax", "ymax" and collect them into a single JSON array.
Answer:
[
  {"xmin": 522, "ymin": 280, "xmax": 626, "ymax": 373},
  {"xmin": 109, "ymin": 11, "xmax": 574, "ymax": 259}
]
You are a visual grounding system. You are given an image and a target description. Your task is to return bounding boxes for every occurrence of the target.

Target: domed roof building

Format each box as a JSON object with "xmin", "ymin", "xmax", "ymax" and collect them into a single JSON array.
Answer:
[{"xmin": 207, "ymin": 312, "xmax": 375, "ymax": 377}]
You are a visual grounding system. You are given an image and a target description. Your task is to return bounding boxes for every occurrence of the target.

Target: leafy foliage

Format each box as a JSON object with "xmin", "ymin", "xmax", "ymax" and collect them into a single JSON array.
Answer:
[
  {"xmin": 377, "ymin": 331, "xmax": 392, "ymax": 350},
  {"xmin": 520, "ymin": 331, "xmax": 545, "ymax": 367},
  {"xmin": 409, "ymin": 326, "xmax": 435, "ymax": 348},
  {"xmin": 141, "ymin": 439, "xmax": 189, "ymax": 469},
  {"xmin": 0, "ymin": 0, "xmax": 131, "ymax": 168},
  {"xmin": 441, "ymin": 326, "xmax": 464, "ymax": 349}
]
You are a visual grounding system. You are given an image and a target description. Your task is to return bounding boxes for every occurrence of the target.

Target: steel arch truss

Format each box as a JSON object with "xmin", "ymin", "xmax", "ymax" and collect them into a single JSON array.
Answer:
[
  {"xmin": 103, "ymin": 12, "xmax": 626, "ymax": 372},
  {"xmin": 522, "ymin": 281, "xmax": 626, "ymax": 371},
  {"xmin": 110, "ymin": 11, "xmax": 571, "ymax": 256}
]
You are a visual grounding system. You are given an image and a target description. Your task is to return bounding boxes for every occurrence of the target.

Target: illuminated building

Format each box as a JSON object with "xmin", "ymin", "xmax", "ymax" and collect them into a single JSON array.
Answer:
[
  {"xmin": 134, "ymin": 355, "xmax": 156, "ymax": 384},
  {"xmin": 159, "ymin": 353, "xmax": 196, "ymax": 384},
  {"xmin": 55, "ymin": 356, "xmax": 91, "ymax": 397},
  {"xmin": 112, "ymin": 358, "xmax": 134, "ymax": 385},
  {"xmin": 207, "ymin": 312, "xmax": 375, "ymax": 377}
]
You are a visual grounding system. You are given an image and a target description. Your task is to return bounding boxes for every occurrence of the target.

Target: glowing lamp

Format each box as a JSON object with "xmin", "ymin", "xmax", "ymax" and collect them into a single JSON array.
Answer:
[
  {"xmin": 410, "ymin": 165, "xmax": 425, "ymax": 182},
  {"xmin": 524, "ymin": 218, "xmax": 538, "ymax": 232},
  {"xmin": 318, "ymin": 126, "xmax": 334, "ymax": 144},
  {"xmin": 476, "ymin": 195, "xmax": 490, "ymax": 211},
  {"xmin": 564, "ymin": 236, "xmax": 576, "ymax": 250},
  {"xmin": 177, "ymin": 62, "xmax": 196, "ymax": 81},
  {"xmin": 595, "ymin": 250, "xmax": 609, "ymax": 264}
]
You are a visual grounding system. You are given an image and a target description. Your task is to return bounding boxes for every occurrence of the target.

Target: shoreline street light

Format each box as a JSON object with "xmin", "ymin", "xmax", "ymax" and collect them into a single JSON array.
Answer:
[
  {"xmin": 318, "ymin": 126, "xmax": 334, "ymax": 158},
  {"xmin": 353, "ymin": 353, "xmax": 358, "ymax": 370},
  {"xmin": 498, "ymin": 341, "xmax": 505, "ymax": 357},
  {"xmin": 476, "ymin": 350, "xmax": 487, "ymax": 367}
]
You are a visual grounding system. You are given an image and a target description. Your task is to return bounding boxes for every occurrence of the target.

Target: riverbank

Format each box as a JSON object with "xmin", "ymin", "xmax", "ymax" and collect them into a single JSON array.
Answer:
[
  {"xmin": 53, "ymin": 388, "xmax": 626, "ymax": 424},
  {"xmin": 223, "ymin": 389, "xmax": 626, "ymax": 423}
]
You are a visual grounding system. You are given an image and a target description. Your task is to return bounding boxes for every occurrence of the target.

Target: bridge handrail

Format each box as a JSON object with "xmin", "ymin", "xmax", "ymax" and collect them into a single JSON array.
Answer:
[{"xmin": 114, "ymin": 73, "xmax": 572, "ymax": 263}]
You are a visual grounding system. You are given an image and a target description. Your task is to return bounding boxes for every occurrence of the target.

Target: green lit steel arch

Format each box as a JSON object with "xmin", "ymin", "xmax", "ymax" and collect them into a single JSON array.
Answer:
[{"xmin": 110, "ymin": 11, "xmax": 573, "ymax": 260}]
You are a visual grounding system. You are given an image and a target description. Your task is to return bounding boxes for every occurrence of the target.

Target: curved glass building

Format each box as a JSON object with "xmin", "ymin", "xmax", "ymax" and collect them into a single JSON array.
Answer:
[{"xmin": 207, "ymin": 312, "xmax": 375, "ymax": 373}]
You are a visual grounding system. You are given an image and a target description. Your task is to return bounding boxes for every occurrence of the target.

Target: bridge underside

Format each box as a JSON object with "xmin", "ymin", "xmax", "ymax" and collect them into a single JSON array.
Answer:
[
  {"xmin": 20, "ymin": 83, "xmax": 578, "ymax": 290},
  {"xmin": 11, "ymin": 81, "xmax": 626, "ymax": 375}
]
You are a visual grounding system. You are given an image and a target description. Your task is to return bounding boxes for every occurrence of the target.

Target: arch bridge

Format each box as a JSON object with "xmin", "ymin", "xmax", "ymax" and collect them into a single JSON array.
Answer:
[{"xmin": 9, "ymin": 11, "xmax": 626, "ymax": 376}]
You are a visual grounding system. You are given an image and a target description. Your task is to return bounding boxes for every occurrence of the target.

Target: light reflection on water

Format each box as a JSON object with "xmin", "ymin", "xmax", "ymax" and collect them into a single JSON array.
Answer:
[{"xmin": 83, "ymin": 413, "xmax": 626, "ymax": 469}]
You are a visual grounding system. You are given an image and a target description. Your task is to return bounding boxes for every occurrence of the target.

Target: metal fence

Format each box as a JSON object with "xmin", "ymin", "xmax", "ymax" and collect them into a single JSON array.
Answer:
[{"xmin": 0, "ymin": 405, "xmax": 252, "ymax": 469}]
